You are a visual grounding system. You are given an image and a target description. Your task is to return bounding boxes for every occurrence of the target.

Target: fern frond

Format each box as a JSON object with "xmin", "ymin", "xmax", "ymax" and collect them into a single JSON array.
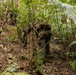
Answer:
[{"xmin": 48, "ymin": 0, "xmax": 76, "ymax": 24}]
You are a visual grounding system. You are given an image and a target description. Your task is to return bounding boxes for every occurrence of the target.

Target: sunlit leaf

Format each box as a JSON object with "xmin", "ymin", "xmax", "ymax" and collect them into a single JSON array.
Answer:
[{"xmin": 68, "ymin": 41, "xmax": 76, "ymax": 47}]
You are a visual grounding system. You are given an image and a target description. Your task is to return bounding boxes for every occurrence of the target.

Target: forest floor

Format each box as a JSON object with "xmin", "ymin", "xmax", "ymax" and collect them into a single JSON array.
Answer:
[{"xmin": 0, "ymin": 22, "xmax": 76, "ymax": 75}]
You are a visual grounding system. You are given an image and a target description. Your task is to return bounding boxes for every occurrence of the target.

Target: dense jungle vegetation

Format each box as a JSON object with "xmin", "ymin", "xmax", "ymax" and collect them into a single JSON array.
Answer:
[{"xmin": 0, "ymin": 0, "xmax": 76, "ymax": 75}]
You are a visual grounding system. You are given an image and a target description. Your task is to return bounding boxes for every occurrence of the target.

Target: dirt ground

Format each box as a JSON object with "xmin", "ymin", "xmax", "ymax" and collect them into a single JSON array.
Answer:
[{"xmin": 0, "ymin": 23, "xmax": 76, "ymax": 75}]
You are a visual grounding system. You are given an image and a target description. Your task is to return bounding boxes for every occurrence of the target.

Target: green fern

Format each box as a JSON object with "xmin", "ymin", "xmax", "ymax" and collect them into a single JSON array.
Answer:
[
  {"xmin": 70, "ymin": 60, "xmax": 76, "ymax": 71},
  {"xmin": 48, "ymin": 0, "xmax": 76, "ymax": 24},
  {"xmin": 34, "ymin": 50, "xmax": 44, "ymax": 67},
  {"xmin": 6, "ymin": 63, "xmax": 17, "ymax": 73},
  {"xmin": 34, "ymin": 50, "xmax": 45, "ymax": 75}
]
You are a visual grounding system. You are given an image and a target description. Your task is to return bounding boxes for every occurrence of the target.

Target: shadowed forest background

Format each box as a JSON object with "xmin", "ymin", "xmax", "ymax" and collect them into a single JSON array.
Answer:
[{"xmin": 0, "ymin": 0, "xmax": 76, "ymax": 75}]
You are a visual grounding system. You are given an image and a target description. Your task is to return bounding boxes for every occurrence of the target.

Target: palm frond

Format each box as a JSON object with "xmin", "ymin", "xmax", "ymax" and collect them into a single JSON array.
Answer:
[{"xmin": 48, "ymin": 0, "xmax": 76, "ymax": 24}]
